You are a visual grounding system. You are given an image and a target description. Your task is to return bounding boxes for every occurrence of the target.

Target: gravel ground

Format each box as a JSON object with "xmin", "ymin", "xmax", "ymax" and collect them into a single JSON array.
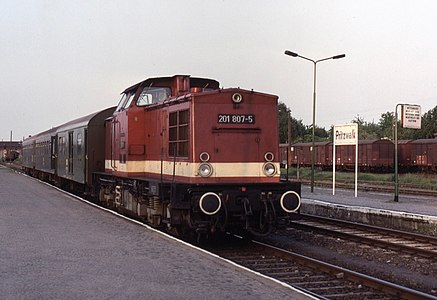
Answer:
[{"xmin": 261, "ymin": 227, "xmax": 437, "ymax": 296}]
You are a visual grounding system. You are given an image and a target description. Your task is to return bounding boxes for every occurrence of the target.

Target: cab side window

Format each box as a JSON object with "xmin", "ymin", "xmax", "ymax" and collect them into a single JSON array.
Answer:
[{"xmin": 137, "ymin": 87, "xmax": 170, "ymax": 106}]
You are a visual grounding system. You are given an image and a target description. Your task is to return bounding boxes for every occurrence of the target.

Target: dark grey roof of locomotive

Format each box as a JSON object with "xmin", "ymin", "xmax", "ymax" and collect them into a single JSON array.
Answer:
[{"xmin": 122, "ymin": 75, "xmax": 220, "ymax": 94}]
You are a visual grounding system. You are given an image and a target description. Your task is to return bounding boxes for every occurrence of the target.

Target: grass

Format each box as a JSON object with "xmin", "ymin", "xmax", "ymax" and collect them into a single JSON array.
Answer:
[{"xmin": 282, "ymin": 167, "xmax": 437, "ymax": 190}]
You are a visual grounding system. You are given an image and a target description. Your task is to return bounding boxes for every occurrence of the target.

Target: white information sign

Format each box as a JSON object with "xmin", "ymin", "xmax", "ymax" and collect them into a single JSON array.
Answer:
[
  {"xmin": 401, "ymin": 105, "xmax": 421, "ymax": 129},
  {"xmin": 334, "ymin": 124, "xmax": 358, "ymax": 145},
  {"xmin": 333, "ymin": 123, "xmax": 358, "ymax": 197}
]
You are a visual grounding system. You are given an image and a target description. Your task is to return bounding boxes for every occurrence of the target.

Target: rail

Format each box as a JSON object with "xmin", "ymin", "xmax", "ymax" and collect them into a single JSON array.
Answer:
[
  {"xmin": 294, "ymin": 214, "xmax": 437, "ymax": 261},
  {"xmin": 204, "ymin": 236, "xmax": 436, "ymax": 299}
]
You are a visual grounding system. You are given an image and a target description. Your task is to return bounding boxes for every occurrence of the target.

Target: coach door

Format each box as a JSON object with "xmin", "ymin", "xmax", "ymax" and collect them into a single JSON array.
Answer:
[
  {"xmin": 84, "ymin": 129, "xmax": 88, "ymax": 183},
  {"xmin": 68, "ymin": 131, "xmax": 74, "ymax": 174},
  {"xmin": 50, "ymin": 135, "xmax": 58, "ymax": 173}
]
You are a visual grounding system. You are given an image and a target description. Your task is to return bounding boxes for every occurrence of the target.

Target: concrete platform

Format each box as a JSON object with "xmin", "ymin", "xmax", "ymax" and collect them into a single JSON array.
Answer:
[
  {"xmin": 300, "ymin": 185, "xmax": 437, "ymax": 236},
  {"xmin": 0, "ymin": 165, "xmax": 312, "ymax": 300}
]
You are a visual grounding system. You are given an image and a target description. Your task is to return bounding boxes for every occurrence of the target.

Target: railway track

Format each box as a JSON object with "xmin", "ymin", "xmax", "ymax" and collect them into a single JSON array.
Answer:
[
  {"xmin": 12, "ymin": 163, "xmax": 436, "ymax": 299},
  {"xmin": 204, "ymin": 236, "xmax": 436, "ymax": 299},
  {"xmin": 292, "ymin": 214, "xmax": 437, "ymax": 261}
]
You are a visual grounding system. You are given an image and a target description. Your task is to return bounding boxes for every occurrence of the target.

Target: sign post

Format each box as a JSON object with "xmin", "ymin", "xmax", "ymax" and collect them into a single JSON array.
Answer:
[
  {"xmin": 394, "ymin": 104, "xmax": 421, "ymax": 202},
  {"xmin": 333, "ymin": 123, "xmax": 358, "ymax": 197}
]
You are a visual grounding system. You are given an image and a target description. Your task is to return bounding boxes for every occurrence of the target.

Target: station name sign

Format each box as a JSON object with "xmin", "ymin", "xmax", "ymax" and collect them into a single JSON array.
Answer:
[
  {"xmin": 333, "ymin": 123, "xmax": 358, "ymax": 197},
  {"xmin": 334, "ymin": 123, "xmax": 358, "ymax": 146},
  {"xmin": 401, "ymin": 104, "xmax": 421, "ymax": 129}
]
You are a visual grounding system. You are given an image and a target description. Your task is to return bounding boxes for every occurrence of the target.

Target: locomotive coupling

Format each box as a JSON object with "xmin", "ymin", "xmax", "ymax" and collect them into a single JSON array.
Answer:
[
  {"xmin": 279, "ymin": 191, "xmax": 301, "ymax": 213},
  {"xmin": 199, "ymin": 192, "xmax": 222, "ymax": 215}
]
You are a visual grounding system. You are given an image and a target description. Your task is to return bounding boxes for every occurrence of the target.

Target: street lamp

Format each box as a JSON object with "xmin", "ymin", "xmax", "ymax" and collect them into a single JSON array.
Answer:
[{"xmin": 284, "ymin": 50, "xmax": 345, "ymax": 192}]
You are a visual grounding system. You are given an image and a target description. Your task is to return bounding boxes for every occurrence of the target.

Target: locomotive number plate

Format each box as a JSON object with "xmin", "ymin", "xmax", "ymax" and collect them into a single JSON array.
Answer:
[{"xmin": 217, "ymin": 114, "xmax": 255, "ymax": 124}]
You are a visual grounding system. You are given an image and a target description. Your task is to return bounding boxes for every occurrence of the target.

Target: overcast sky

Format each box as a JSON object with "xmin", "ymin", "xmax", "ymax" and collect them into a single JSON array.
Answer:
[{"xmin": 1, "ymin": 0, "xmax": 437, "ymax": 141}]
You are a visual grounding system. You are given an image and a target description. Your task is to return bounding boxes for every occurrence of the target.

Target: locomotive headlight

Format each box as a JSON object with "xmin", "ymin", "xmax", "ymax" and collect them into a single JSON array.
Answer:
[
  {"xmin": 264, "ymin": 152, "xmax": 274, "ymax": 162},
  {"xmin": 263, "ymin": 162, "xmax": 276, "ymax": 176},
  {"xmin": 198, "ymin": 163, "xmax": 213, "ymax": 177},
  {"xmin": 199, "ymin": 152, "xmax": 210, "ymax": 162},
  {"xmin": 232, "ymin": 93, "xmax": 243, "ymax": 103}
]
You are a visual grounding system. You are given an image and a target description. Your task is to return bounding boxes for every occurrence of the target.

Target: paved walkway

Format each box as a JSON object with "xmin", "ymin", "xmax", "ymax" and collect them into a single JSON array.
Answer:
[
  {"xmin": 301, "ymin": 185, "xmax": 437, "ymax": 217},
  {"xmin": 0, "ymin": 166, "xmax": 311, "ymax": 300}
]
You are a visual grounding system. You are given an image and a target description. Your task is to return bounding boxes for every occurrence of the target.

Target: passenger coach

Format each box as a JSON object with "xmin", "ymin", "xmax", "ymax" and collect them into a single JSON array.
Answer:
[{"xmin": 22, "ymin": 107, "xmax": 115, "ymax": 192}]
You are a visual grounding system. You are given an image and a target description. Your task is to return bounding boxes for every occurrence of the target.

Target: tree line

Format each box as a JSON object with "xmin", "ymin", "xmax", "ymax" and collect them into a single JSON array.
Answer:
[{"xmin": 278, "ymin": 102, "xmax": 437, "ymax": 143}]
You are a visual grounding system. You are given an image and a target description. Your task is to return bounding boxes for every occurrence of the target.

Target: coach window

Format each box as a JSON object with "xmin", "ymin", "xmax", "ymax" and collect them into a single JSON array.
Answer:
[
  {"xmin": 77, "ymin": 133, "xmax": 82, "ymax": 155},
  {"xmin": 59, "ymin": 136, "xmax": 65, "ymax": 155}
]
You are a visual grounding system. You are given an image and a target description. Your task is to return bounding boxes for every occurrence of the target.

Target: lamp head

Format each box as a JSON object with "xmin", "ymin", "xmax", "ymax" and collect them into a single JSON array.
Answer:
[
  {"xmin": 284, "ymin": 50, "xmax": 298, "ymax": 57},
  {"xmin": 332, "ymin": 54, "xmax": 346, "ymax": 59}
]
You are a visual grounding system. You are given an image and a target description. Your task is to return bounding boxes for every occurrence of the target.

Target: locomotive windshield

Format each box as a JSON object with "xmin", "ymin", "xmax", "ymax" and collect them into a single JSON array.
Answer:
[
  {"xmin": 115, "ymin": 94, "xmax": 127, "ymax": 112},
  {"xmin": 136, "ymin": 87, "xmax": 171, "ymax": 106},
  {"xmin": 115, "ymin": 92, "xmax": 135, "ymax": 112}
]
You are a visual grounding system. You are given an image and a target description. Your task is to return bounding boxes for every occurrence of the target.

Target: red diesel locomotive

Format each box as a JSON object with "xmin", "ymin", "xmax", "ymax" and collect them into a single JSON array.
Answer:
[{"xmin": 22, "ymin": 75, "xmax": 301, "ymax": 237}]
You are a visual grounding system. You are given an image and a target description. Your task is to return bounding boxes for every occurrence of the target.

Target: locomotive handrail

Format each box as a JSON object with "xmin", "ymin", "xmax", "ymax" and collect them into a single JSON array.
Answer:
[
  {"xmin": 111, "ymin": 119, "xmax": 120, "ymax": 171},
  {"xmin": 99, "ymin": 177, "xmax": 116, "ymax": 184}
]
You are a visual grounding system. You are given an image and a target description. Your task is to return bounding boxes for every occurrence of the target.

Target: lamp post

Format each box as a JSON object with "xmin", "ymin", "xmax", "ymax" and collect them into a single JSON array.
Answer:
[{"xmin": 284, "ymin": 50, "xmax": 345, "ymax": 192}]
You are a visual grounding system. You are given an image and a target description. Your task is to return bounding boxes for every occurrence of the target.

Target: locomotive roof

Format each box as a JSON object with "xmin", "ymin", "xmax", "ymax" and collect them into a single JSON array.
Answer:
[{"xmin": 122, "ymin": 75, "xmax": 220, "ymax": 93}]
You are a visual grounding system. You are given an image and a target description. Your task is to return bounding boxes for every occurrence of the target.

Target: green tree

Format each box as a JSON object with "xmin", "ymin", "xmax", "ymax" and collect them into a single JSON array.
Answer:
[
  {"xmin": 390, "ymin": 106, "xmax": 437, "ymax": 140},
  {"xmin": 352, "ymin": 115, "xmax": 379, "ymax": 140},
  {"xmin": 378, "ymin": 112, "xmax": 394, "ymax": 139},
  {"xmin": 277, "ymin": 102, "xmax": 306, "ymax": 143},
  {"xmin": 420, "ymin": 105, "xmax": 437, "ymax": 138},
  {"xmin": 278, "ymin": 102, "xmax": 291, "ymax": 143}
]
